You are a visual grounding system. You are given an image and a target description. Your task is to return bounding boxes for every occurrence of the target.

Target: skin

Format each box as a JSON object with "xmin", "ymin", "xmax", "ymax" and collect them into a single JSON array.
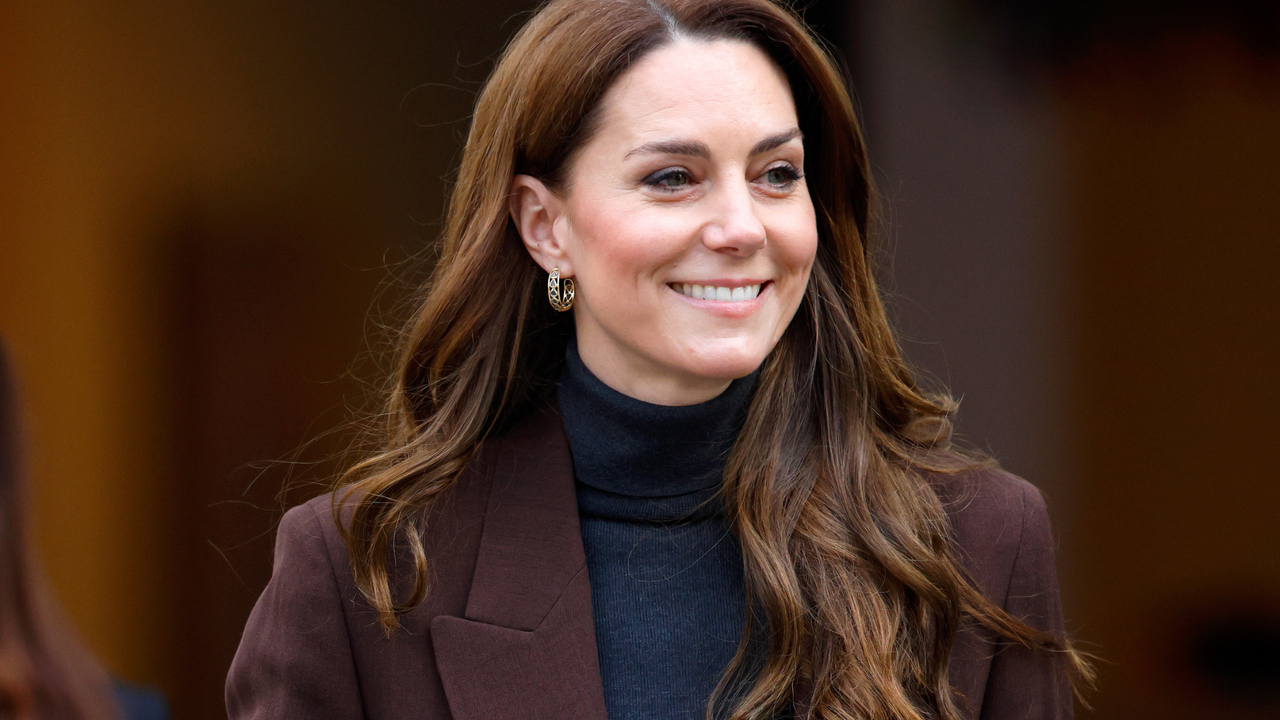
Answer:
[{"xmin": 511, "ymin": 38, "xmax": 818, "ymax": 405}]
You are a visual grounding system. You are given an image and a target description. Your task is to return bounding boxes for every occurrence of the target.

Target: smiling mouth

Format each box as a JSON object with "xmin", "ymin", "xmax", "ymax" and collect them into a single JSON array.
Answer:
[{"xmin": 670, "ymin": 282, "xmax": 766, "ymax": 302}]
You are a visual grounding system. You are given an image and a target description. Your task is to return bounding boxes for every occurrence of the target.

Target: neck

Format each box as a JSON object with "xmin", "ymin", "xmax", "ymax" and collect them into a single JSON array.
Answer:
[{"xmin": 557, "ymin": 341, "xmax": 758, "ymax": 498}]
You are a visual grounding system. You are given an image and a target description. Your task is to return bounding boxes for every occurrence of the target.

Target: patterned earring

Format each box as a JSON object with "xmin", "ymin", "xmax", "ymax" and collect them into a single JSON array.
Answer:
[{"xmin": 547, "ymin": 267, "xmax": 574, "ymax": 312}]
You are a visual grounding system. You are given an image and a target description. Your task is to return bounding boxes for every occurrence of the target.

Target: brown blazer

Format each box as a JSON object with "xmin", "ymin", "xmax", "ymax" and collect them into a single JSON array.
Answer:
[{"xmin": 226, "ymin": 402, "xmax": 1072, "ymax": 719}]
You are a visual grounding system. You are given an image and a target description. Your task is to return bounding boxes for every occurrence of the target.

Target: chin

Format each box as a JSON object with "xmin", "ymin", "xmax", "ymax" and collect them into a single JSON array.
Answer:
[{"xmin": 677, "ymin": 346, "xmax": 769, "ymax": 383}]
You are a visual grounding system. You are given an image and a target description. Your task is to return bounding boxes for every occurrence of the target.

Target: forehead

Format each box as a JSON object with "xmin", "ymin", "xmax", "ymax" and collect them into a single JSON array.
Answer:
[{"xmin": 593, "ymin": 38, "xmax": 799, "ymax": 147}]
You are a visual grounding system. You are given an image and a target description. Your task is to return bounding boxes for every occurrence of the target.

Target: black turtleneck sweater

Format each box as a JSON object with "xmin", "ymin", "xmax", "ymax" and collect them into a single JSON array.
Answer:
[{"xmin": 558, "ymin": 344, "xmax": 757, "ymax": 720}]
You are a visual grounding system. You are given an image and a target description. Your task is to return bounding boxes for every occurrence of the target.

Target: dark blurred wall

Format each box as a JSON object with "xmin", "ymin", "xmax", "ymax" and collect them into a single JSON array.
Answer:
[
  {"xmin": 0, "ymin": 1, "xmax": 532, "ymax": 716},
  {"xmin": 857, "ymin": 0, "xmax": 1075, "ymax": 521},
  {"xmin": 1064, "ymin": 37, "xmax": 1280, "ymax": 718},
  {"xmin": 853, "ymin": 0, "xmax": 1280, "ymax": 716}
]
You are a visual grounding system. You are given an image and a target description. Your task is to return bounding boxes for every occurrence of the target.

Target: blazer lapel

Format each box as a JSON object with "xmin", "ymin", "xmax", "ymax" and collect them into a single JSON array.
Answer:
[{"xmin": 431, "ymin": 401, "xmax": 608, "ymax": 720}]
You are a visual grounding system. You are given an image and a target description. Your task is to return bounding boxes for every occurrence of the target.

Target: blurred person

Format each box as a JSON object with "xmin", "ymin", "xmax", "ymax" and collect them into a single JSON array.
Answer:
[
  {"xmin": 228, "ymin": 1, "xmax": 1092, "ymax": 718},
  {"xmin": 0, "ymin": 342, "xmax": 168, "ymax": 720},
  {"xmin": 0, "ymin": 340, "xmax": 115, "ymax": 720}
]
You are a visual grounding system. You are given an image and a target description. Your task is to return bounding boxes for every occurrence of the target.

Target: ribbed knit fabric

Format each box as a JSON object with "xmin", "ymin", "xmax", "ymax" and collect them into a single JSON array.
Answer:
[{"xmin": 558, "ymin": 343, "xmax": 758, "ymax": 720}]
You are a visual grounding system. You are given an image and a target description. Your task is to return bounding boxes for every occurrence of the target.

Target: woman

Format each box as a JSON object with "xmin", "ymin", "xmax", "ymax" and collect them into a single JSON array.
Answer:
[{"xmin": 227, "ymin": 0, "xmax": 1091, "ymax": 718}]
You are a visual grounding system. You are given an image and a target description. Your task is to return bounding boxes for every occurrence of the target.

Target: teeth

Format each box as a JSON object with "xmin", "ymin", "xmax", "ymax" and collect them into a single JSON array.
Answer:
[{"xmin": 673, "ymin": 283, "xmax": 763, "ymax": 302}]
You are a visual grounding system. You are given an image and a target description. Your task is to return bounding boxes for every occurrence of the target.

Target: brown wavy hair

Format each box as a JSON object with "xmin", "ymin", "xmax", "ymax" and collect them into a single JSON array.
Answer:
[
  {"xmin": 337, "ymin": 0, "xmax": 1093, "ymax": 718},
  {"xmin": 0, "ymin": 342, "xmax": 118, "ymax": 720}
]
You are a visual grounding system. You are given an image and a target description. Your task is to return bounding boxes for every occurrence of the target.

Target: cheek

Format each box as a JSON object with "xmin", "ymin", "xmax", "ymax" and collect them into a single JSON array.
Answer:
[
  {"xmin": 570, "ymin": 205, "xmax": 693, "ymax": 284},
  {"xmin": 770, "ymin": 206, "xmax": 820, "ymax": 273}
]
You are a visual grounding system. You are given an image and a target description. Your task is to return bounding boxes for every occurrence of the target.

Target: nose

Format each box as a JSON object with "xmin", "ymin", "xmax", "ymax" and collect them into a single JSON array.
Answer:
[{"xmin": 700, "ymin": 179, "xmax": 767, "ymax": 253}]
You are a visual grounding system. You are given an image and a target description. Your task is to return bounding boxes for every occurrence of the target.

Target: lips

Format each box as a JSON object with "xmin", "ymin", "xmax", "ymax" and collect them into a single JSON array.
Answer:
[{"xmin": 670, "ymin": 282, "xmax": 763, "ymax": 302}]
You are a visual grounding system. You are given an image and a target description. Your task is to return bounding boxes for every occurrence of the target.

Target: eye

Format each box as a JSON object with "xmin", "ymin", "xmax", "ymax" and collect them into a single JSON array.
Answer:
[
  {"xmin": 643, "ymin": 168, "xmax": 693, "ymax": 192},
  {"xmin": 762, "ymin": 164, "xmax": 802, "ymax": 189}
]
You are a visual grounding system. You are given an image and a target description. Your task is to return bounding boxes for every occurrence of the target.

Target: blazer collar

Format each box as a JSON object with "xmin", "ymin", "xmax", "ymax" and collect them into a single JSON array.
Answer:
[{"xmin": 430, "ymin": 400, "xmax": 609, "ymax": 720}]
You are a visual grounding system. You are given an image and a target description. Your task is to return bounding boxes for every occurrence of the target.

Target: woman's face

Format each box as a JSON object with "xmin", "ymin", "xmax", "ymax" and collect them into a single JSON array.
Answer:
[{"xmin": 514, "ymin": 39, "xmax": 818, "ymax": 405}]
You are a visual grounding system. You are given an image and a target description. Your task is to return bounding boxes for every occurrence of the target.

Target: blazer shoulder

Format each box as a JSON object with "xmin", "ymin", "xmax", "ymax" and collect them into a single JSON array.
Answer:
[
  {"xmin": 256, "ymin": 494, "xmax": 365, "ymax": 628},
  {"xmin": 928, "ymin": 466, "xmax": 1054, "ymax": 605},
  {"xmin": 276, "ymin": 492, "xmax": 350, "ymax": 576},
  {"xmin": 292, "ymin": 446, "xmax": 498, "ymax": 564},
  {"xmin": 297, "ymin": 449, "xmax": 499, "ymax": 613},
  {"xmin": 227, "ymin": 493, "xmax": 365, "ymax": 719}
]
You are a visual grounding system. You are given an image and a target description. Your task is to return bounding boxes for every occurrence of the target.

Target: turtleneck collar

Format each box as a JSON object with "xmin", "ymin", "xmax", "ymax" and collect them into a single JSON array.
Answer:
[{"xmin": 557, "ymin": 341, "xmax": 758, "ymax": 499}]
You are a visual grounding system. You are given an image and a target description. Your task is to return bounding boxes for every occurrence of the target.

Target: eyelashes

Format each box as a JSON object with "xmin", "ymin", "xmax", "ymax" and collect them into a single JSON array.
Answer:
[
  {"xmin": 641, "ymin": 164, "xmax": 804, "ymax": 194},
  {"xmin": 643, "ymin": 168, "xmax": 694, "ymax": 191}
]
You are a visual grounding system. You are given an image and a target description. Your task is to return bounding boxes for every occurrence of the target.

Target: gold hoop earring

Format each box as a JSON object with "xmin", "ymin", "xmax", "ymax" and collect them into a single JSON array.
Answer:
[{"xmin": 547, "ymin": 267, "xmax": 574, "ymax": 312}]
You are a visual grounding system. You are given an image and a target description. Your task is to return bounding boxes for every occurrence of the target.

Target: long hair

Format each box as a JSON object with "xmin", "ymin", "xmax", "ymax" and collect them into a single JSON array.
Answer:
[
  {"xmin": 0, "ymin": 343, "xmax": 118, "ymax": 720},
  {"xmin": 338, "ymin": 1, "xmax": 1092, "ymax": 718}
]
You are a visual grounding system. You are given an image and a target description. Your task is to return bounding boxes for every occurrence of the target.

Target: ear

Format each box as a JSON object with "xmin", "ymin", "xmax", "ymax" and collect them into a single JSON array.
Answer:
[{"xmin": 509, "ymin": 174, "xmax": 574, "ymax": 277}]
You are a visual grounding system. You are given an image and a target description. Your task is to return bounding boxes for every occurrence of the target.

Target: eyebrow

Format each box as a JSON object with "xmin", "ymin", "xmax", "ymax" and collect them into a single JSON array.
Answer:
[
  {"xmin": 750, "ymin": 128, "xmax": 803, "ymax": 156},
  {"xmin": 623, "ymin": 127, "xmax": 803, "ymax": 160}
]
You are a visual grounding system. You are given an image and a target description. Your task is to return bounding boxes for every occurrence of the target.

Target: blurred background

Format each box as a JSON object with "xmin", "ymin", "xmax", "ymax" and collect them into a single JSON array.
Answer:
[{"xmin": 1, "ymin": 0, "xmax": 1277, "ymax": 717}]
